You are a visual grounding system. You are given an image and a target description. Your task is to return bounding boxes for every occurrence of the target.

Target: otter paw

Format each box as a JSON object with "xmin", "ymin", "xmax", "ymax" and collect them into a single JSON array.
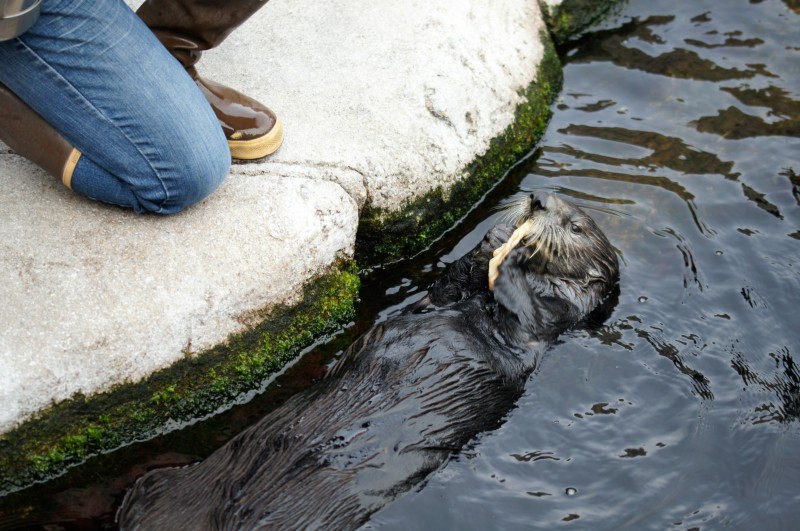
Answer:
[{"xmin": 488, "ymin": 219, "xmax": 534, "ymax": 290}]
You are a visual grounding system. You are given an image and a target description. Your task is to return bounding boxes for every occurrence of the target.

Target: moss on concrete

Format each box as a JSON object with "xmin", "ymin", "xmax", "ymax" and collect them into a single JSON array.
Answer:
[
  {"xmin": 355, "ymin": 34, "xmax": 563, "ymax": 265},
  {"xmin": 539, "ymin": 0, "xmax": 627, "ymax": 44},
  {"xmin": 0, "ymin": 262, "xmax": 360, "ymax": 495}
]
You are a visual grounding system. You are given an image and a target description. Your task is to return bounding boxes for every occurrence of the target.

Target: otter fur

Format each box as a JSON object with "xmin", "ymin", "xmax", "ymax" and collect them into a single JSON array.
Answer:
[{"xmin": 118, "ymin": 193, "xmax": 619, "ymax": 530}]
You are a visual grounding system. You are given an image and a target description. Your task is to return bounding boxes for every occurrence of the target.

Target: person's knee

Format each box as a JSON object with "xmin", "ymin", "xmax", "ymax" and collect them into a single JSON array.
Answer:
[
  {"xmin": 166, "ymin": 140, "xmax": 231, "ymax": 213},
  {"xmin": 136, "ymin": 134, "xmax": 231, "ymax": 214}
]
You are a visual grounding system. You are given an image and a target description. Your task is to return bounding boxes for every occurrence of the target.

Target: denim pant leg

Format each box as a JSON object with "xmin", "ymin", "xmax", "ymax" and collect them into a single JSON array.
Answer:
[{"xmin": 0, "ymin": 0, "xmax": 230, "ymax": 214}]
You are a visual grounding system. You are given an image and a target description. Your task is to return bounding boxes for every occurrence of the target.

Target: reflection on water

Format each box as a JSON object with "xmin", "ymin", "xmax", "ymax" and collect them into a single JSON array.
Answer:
[
  {"xmin": 1, "ymin": 0, "xmax": 798, "ymax": 528},
  {"xmin": 372, "ymin": 0, "xmax": 800, "ymax": 529}
]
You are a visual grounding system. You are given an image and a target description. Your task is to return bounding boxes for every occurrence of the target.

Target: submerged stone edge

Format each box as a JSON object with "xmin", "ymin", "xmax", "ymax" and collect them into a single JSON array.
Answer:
[
  {"xmin": 0, "ymin": 262, "xmax": 360, "ymax": 495},
  {"xmin": 540, "ymin": 0, "xmax": 627, "ymax": 44},
  {"xmin": 355, "ymin": 33, "xmax": 563, "ymax": 265}
]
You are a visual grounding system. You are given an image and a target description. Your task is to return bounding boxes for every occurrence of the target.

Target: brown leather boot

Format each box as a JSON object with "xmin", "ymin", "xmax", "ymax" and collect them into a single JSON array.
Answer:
[
  {"xmin": 0, "ymin": 83, "xmax": 82, "ymax": 189},
  {"xmin": 137, "ymin": 0, "xmax": 284, "ymax": 160}
]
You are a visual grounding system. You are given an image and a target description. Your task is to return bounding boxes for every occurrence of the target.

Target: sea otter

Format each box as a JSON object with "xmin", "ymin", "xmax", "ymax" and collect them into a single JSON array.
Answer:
[{"xmin": 118, "ymin": 193, "xmax": 619, "ymax": 530}]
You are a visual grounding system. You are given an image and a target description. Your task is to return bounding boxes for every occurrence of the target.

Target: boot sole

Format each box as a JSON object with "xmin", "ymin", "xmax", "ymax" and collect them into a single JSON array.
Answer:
[{"xmin": 228, "ymin": 117, "xmax": 284, "ymax": 160}]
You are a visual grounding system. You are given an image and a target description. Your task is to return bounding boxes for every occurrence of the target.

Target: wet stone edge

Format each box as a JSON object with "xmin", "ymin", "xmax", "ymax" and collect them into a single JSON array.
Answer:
[
  {"xmin": 541, "ymin": 0, "xmax": 628, "ymax": 45},
  {"xmin": 0, "ymin": 262, "xmax": 360, "ymax": 495},
  {"xmin": 355, "ymin": 32, "xmax": 563, "ymax": 265}
]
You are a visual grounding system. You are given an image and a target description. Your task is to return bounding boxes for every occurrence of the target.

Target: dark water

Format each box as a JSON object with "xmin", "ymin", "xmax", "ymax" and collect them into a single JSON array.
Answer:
[
  {"xmin": 2, "ymin": 0, "xmax": 799, "ymax": 528},
  {"xmin": 370, "ymin": 1, "xmax": 800, "ymax": 529}
]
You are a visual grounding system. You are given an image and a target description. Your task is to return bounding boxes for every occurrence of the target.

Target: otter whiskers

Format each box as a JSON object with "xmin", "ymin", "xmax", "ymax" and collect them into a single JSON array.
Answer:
[{"xmin": 525, "ymin": 219, "xmax": 558, "ymax": 263}]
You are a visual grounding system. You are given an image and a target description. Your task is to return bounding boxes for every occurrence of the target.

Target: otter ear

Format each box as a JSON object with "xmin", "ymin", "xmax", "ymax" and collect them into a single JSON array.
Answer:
[
  {"xmin": 583, "ymin": 268, "xmax": 605, "ymax": 286},
  {"xmin": 588, "ymin": 267, "xmax": 602, "ymax": 279}
]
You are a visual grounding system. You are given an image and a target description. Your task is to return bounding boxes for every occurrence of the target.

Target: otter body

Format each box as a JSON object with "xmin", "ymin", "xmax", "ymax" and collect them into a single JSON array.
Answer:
[{"xmin": 118, "ymin": 194, "xmax": 618, "ymax": 530}]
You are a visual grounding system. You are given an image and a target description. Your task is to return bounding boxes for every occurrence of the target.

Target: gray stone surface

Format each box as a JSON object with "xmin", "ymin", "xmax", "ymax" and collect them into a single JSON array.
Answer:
[
  {"xmin": 0, "ymin": 0, "xmax": 552, "ymax": 434},
  {"xmin": 0, "ymin": 158, "xmax": 357, "ymax": 434}
]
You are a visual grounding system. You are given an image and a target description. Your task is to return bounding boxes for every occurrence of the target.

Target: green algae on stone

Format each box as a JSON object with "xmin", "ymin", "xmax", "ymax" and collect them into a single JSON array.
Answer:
[
  {"xmin": 539, "ymin": 0, "xmax": 627, "ymax": 44},
  {"xmin": 356, "ymin": 34, "xmax": 563, "ymax": 265},
  {"xmin": 0, "ymin": 262, "xmax": 360, "ymax": 495}
]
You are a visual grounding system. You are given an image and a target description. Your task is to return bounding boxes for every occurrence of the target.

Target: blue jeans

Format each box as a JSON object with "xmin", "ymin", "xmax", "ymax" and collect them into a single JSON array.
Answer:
[{"xmin": 0, "ymin": 0, "xmax": 230, "ymax": 214}]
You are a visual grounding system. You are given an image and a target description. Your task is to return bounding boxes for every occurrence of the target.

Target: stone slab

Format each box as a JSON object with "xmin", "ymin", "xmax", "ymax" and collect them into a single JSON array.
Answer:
[{"xmin": 0, "ymin": 158, "xmax": 357, "ymax": 433}]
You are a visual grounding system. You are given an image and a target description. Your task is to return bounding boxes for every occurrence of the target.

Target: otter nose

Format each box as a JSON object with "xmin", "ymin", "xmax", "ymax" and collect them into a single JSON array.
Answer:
[{"xmin": 530, "ymin": 194, "xmax": 545, "ymax": 211}]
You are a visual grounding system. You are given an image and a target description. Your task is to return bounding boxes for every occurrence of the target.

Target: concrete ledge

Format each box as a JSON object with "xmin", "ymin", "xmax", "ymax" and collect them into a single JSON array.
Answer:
[
  {"xmin": 0, "ymin": 0, "xmax": 622, "ymax": 492},
  {"xmin": 0, "ymin": 164, "xmax": 357, "ymax": 435},
  {"xmin": 0, "ymin": 263, "xmax": 359, "ymax": 493}
]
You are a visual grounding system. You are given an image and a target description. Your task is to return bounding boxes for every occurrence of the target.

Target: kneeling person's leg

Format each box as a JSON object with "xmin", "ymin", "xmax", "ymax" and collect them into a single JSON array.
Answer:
[{"xmin": 0, "ymin": 0, "xmax": 230, "ymax": 214}]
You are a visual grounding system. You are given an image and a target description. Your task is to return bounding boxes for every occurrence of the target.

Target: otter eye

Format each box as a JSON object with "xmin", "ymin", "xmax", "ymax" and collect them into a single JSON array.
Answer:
[{"xmin": 570, "ymin": 223, "xmax": 582, "ymax": 234}]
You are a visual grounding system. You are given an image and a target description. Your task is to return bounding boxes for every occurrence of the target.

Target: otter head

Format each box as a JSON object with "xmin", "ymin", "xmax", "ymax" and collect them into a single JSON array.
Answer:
[{"xmin": 499, "ymin": 193, "xmax": 619, "ymax": 301}]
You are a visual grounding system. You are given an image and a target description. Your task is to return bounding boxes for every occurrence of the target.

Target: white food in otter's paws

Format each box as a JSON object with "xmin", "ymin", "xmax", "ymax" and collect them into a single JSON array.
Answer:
[{"xmin": 488, "ymin": 219, "xmax": 534, "ymax": 290}]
